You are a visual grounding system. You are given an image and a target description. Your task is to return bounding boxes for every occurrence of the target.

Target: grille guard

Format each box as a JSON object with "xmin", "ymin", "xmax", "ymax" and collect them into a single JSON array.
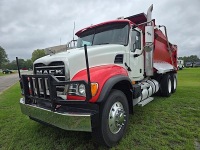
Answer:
[{"xmin": 21, "ymin": 74, "xmax": 92, "ymax": 111}]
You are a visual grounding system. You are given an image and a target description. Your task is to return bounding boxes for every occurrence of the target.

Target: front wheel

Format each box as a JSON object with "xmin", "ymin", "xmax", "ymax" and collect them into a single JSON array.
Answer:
[{"xmin": 92, "ymin": 90, "xmax": 129, "ymax": 147}]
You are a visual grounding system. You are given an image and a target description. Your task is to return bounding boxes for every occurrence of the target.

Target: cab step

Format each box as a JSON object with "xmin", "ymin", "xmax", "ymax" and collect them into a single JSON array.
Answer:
[{"xmin": 138, "ymin": 97, "xmax": 154, "ymax": 107}]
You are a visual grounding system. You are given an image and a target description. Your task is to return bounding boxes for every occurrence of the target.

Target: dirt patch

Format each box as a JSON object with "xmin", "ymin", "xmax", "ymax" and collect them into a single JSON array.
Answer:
[{"xmin": 195, "ymin": 139, "xmax": 200, "ymax": 150}]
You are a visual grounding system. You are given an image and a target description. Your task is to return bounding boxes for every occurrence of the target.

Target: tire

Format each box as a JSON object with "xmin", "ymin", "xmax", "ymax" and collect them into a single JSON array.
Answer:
[
  {"xmin": 171, "ymin": 73, "xmax": 177, "ymax": 93},
  {"xmin": 160, "ymin": 73, "xmax": 172, "ymax": 97},
  {"xmin": 92, "ymin": 90, "xmax": 129, "ymax": 147}
]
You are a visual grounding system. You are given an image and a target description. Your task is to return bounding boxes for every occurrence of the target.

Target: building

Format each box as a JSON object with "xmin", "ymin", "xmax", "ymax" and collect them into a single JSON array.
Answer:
[
  {"xmin": 194, "ymin": 61, "xmax": 200, "ymax": 67},
  {"xmin": 45, "ymin": 40, "xmax": 77, "ymax": 55},
  {"xmin": 45, "ymin": 44, "xmax": 67, "ymax": 55}
]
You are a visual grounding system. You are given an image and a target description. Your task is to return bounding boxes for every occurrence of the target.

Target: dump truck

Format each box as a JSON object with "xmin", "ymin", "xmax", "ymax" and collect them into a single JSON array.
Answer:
[
  {"xmin": 18, "ymin": 5, "xmax": 177, "ymax": 147},
  {"xmin": 177, "ymin": 59, "xmax": 184, "ymax": 70}
]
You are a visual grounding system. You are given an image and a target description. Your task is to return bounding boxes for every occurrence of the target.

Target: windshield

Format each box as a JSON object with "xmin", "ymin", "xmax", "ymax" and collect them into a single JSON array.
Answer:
[{"xmin": 77, "ymin": 23, "xmax": 129, "ymax": 48}]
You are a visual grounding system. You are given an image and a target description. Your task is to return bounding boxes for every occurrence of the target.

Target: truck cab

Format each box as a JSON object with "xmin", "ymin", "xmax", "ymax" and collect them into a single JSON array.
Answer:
[{"xmin": 76, "ymin": 20, "xmax": 144, "ymax": 81}]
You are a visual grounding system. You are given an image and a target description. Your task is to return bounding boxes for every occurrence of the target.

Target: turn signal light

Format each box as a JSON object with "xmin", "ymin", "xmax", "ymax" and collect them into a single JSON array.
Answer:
[
  {"xmin": 91, "ymin": 83, "xmax": 98, "ymax": 96},
  {"xmin": 132, "ymin": 80, "xmax": 136, "ymax": 84}
]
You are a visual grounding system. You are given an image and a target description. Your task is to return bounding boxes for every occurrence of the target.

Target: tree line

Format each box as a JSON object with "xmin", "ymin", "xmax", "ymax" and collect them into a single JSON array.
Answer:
[
  {"xmin": 178, "ymin": 55, "xmax": 200, "ymax": 65},
  {"xmin": 0, "ymin": 46, "xmax": 45, "ymax": 70}
]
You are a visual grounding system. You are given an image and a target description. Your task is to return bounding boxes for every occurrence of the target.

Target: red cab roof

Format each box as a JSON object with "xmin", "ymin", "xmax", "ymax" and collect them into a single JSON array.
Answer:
[
  {"xmin": 75, "ymin": 19, "xmax": 132, "ymax": 37},
  {"xmin": 75, "ymin": 13, "xmax": 147, "ymax": 37}
]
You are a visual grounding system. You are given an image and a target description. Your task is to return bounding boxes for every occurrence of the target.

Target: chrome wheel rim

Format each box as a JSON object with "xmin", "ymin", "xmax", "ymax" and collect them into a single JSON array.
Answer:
[
  {"xmin": 168, "ymin": 78, "xmax": 172, "ymax": 93},
  {"xmin": 108, "ymin": 101, "xmax": 126, "ymax": 134},
  {"xmin": 174, "ymin": 76, "xmax": 177, "ymax": 90}
]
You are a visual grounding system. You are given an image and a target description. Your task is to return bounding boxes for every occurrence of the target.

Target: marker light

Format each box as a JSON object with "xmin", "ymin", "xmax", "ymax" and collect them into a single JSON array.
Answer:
[{"xmin": 91, "ymin": 83, "xmax": 98, "ymax": 96}]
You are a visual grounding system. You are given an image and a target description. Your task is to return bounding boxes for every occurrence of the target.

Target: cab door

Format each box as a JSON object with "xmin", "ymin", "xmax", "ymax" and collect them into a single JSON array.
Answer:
[{"xmin": 128, "ymin": 28, "xmax": 144, "ymax": 81}]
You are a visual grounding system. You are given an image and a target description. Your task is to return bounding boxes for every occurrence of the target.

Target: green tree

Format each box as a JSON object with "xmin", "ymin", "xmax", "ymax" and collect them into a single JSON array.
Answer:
[
  {"xmin": 178, "ymin": 55, "xmax": 200, "ymax": 65},
  {"xmin": 10, "ymin": 59, "xmax": 25, "ymax": 70},
  {"xmin": 24, "ymin": 59, "xmax": 33, "ymax": 69},
  {"xmin": 31, "ymin": 49, "xmax": 46, "ymax": 62},
  {"xmin": 10, "ymin": 61, "xmax": 17, "ymax": 70},
  {"xmin": 0, "ymin": 46, "xmax": 9, "ymax": 68},
  {"xmin": 2, "ymin": 59, "xmax": 33, "ymax": 70}
]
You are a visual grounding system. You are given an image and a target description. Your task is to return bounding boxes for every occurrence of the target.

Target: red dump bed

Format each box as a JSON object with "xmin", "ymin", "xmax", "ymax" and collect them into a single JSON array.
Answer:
[
  {"xmin": 154, "ymin": 29, "xmax": 177, "ymax": 68},
  {"xmin": 127, "ymin": 13, "xmax": 177, "ymax": 69}
]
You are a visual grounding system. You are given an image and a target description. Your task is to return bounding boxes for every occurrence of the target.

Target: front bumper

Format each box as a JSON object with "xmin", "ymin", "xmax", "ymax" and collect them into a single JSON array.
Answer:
[{"xmin": 20, "ymin": 98, "xmax": 93, "ymax": 132}]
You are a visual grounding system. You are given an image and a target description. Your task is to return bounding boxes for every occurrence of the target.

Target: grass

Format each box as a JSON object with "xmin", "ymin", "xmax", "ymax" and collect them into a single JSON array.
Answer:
[
  {"xmin": 0, "ymin": 68, "xmax": 200, "ymax": 150},
  {"xmin": 0, "ymin": 72, "xmax": 6, "ymax": 76}
]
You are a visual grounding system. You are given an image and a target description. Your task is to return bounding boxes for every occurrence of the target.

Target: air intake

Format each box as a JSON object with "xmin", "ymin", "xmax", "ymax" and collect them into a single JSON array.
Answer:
[{"xmin": 114, "ymin": 54, "xmax": 124, "ymax": 64}]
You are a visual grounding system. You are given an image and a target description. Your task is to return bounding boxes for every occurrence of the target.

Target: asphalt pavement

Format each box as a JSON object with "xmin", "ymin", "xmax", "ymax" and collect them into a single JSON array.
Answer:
[{"xmin": 0, "ymin": 71, "xmax": 32, "ymax": 94}]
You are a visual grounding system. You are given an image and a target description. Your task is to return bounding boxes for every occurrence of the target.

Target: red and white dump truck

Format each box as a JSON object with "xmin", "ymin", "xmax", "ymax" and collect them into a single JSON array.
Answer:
[{"xmin": 18, "ymin": 5, "xmax": 177, "ymax": 147}]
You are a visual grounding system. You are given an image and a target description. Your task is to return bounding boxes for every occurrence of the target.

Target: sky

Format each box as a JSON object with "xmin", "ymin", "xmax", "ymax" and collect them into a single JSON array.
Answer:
[{"xmin": 0, "ymin": 0, "xmax": 200, "ymax": 61}]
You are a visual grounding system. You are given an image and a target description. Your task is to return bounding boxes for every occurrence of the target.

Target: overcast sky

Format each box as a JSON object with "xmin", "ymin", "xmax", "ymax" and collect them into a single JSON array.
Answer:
[{"xmin": 0, "ymin": 0, "xmax": 200, "ymax": 61}]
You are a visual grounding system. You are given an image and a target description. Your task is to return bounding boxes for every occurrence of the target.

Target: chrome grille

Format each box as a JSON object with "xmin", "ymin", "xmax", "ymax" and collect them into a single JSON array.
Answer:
[{"xmin": 34, "ymin": 61, "xmax": 66, "ymax": 93}]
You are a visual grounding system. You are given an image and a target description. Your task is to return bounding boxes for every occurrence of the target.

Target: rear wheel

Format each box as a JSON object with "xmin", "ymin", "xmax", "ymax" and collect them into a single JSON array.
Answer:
[
  {"xmin": 171, "ymin": 73, "xmax": 177, "ymax": 93},
  {"xmin": 92, "ymin": 90, "xmax": 129, "ymax": 147},
  {"xmin": 160, "ymin": 73, "xmax": 172, "ymax": 97}
]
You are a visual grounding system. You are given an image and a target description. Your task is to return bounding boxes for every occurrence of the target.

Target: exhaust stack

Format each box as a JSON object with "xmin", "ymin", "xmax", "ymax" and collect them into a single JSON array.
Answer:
[{"xmin": 145, "ymin": 4, "xmax": 154, "ymax": 76}]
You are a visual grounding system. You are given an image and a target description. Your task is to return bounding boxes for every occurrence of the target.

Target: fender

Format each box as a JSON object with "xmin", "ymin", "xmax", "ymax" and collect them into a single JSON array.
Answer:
[
  {"xmin": 96, "ymin": 75, "xmax": 133, "ymax": 103},
  {"xmin": 70, "ymin": 64, "xmax": 129, "ymax": 102}
]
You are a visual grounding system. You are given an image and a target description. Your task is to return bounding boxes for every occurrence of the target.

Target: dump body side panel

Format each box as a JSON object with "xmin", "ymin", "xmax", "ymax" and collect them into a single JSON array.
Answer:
[
  {"xmin": 126, "ymin": 13, "xmax": 177, "ymax": 73},
  {"xmin": 154, "ymin": 29, "xmax": 177, "ymax": 70}
]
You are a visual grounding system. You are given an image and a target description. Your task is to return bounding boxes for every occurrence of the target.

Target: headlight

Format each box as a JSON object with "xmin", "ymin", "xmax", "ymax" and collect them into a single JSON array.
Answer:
[
  {"xmin": 67, "ymin": 83, "xmax": 86, "ymax": 96},
  {"xmin": 67, "ymin": 82, "xmax": 98, "ymax": 97},
  {"xmin": 78, "ymin": 84, "xmax": 86, "ymax": 95}
]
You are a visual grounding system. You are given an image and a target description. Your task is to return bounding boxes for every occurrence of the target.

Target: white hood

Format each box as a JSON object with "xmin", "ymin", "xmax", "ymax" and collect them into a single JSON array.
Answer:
[{"xmin": 34, "ymin": 44, "xmax": 125, "ymax": 79}]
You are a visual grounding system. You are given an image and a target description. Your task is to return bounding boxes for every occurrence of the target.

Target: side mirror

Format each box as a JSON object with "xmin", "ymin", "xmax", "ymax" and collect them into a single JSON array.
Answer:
[{"xmin": 145, "ymin": 26, "xmax": 154, "ymax": 52}]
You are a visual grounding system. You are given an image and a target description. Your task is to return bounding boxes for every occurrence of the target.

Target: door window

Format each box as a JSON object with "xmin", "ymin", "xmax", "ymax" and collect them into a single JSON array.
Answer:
[{"xmin": 131, "ymin": 30, "xmax": 141, "ymax": 52}]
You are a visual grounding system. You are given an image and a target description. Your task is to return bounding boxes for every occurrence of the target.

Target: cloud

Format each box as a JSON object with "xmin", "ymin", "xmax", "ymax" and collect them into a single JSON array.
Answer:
[{"xmin": 0, "ymin": 0, "xmax": 200, "ymax": 60}]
